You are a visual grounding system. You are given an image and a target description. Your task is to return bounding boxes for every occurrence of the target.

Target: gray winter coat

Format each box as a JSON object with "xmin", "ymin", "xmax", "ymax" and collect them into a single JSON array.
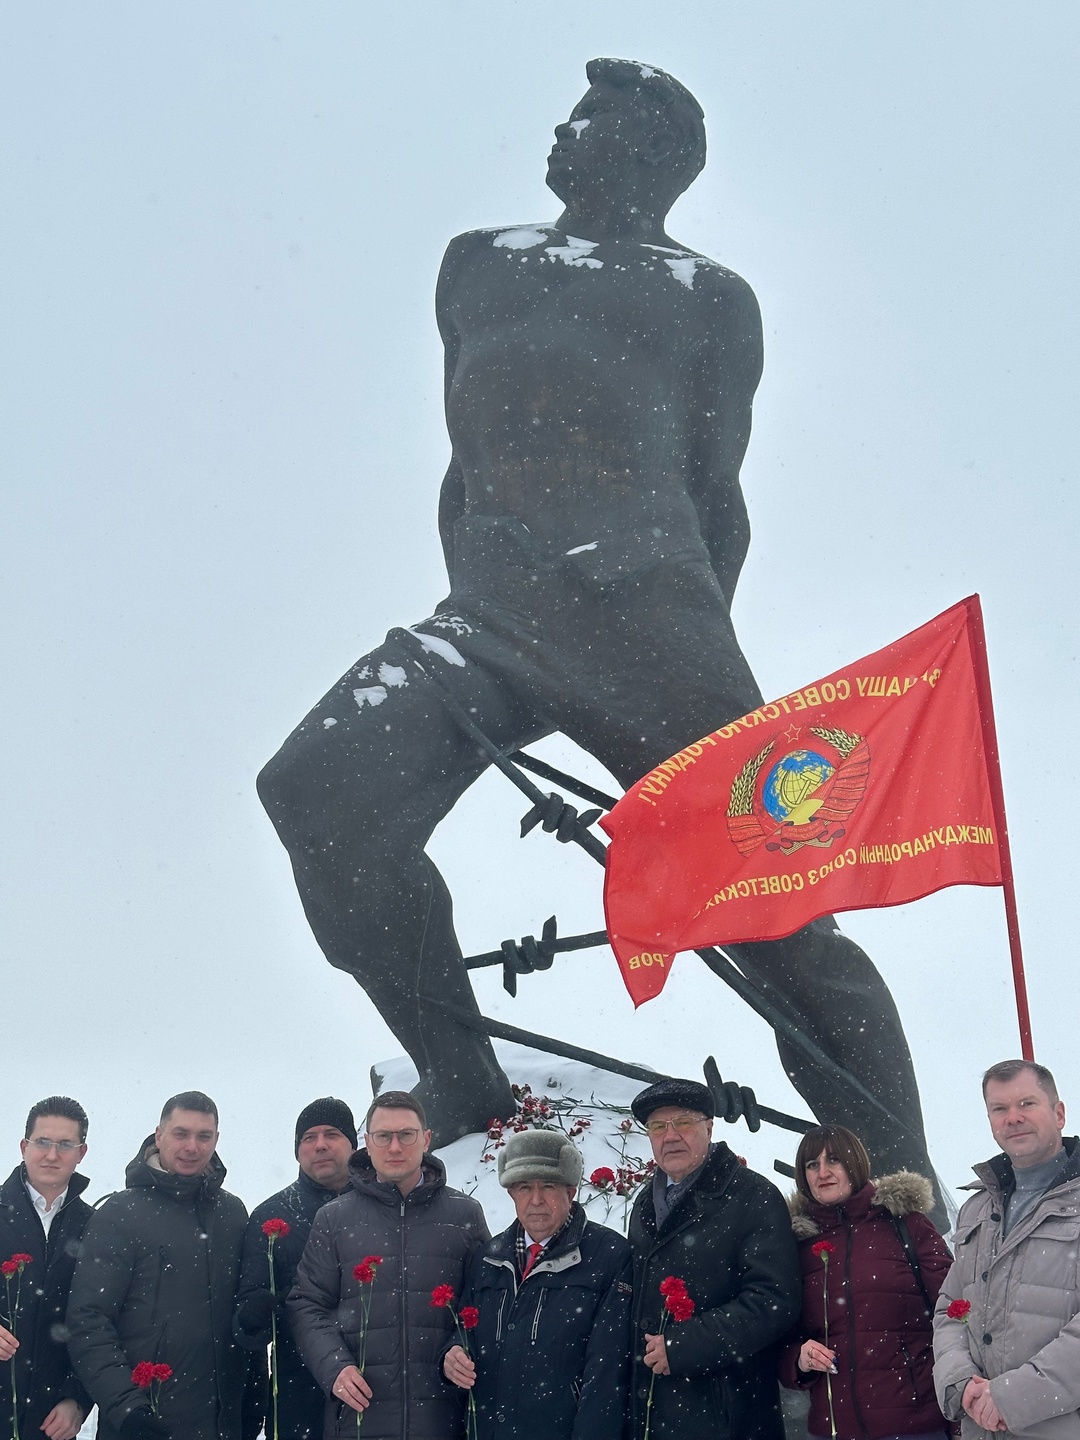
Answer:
[
  {"xmin": 288, "ymin": 1150, "xmax": 489, "ymax": 1440},
  {"xmin": 933, "ymin": 1135, "xmax": 1080, "ymax": 1439}
]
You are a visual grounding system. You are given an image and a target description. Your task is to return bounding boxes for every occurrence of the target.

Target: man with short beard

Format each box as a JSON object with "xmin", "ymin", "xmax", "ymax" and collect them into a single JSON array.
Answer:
[
  {"xmin": 0, "ymin": 1097, "xmax": 92, "ymax": 1440},
  {"xmin": 234, "ymin": 1098, "xmax": 357, "ymax": 1440}
]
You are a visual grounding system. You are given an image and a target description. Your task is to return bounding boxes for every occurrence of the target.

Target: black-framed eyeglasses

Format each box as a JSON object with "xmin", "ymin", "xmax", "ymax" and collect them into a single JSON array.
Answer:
[{"xmin": 26, "ymin": 1138, "xmax": 82, "ymax": 1153}]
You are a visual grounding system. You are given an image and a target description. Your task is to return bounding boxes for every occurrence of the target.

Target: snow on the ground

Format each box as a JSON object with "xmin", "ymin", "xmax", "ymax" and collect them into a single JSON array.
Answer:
[{"xmin": 379, "ymin": 1039, "xmax": 796, "ymax": 1236}]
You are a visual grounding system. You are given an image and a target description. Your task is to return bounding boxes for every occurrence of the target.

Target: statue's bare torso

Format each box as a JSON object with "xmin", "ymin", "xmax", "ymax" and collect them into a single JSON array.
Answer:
[{"xmin": 438, "ymin": 224, "xmax": 762, "ymax": 593}]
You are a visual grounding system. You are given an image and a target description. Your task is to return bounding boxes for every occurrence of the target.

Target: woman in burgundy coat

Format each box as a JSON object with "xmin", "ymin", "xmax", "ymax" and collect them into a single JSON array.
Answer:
[{"xmin": 779, "ymin": 1125, "xmax": 952, "ymax": 1440}]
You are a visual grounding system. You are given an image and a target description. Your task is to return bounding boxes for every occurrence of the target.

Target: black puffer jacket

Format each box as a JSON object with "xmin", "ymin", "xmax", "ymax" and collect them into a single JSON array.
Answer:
[
  {"xmin": 67, "ymin": 1139, "xmax": 256, "ymax": 1440},
  {"xmin": 235, "ymin": 1168, "xmax": 349, "ymax": 1440},
  {"xmin": 0, "ymin": 1164, "xmax": 92, "ymax": 1440},
  {"xmin": 288, "ymin": 1150, "xmax": 489, "ymax": 1440},
  {"xmin": 628, "ymin": 1142, "xmax": 802, "ymax": 1440},
  {"xmin": 458, "ymin": 1203, "xmax": 631, "ymax": 1440}
]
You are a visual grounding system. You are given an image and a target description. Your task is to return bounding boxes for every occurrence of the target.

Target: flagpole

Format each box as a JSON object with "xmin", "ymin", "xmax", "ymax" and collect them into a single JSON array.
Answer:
[{"xmin": 966, "ymin": 595, "xmax": 1034, "ymax": 1061}]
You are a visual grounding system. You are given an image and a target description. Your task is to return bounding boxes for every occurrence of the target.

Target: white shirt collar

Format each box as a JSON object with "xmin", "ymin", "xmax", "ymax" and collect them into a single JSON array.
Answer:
[{"xmin": 25, "ymin": 1179, "xmax": 68, "ymax": 1214}]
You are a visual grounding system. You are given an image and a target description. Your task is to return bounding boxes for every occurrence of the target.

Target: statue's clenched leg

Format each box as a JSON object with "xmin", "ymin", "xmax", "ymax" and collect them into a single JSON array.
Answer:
[
  {"xmin": 257, "ymin": 633, "xmax": 532, "ymax": 1142},
  {"xmin": 724, "ymin": 922, "xmax": 941, "ymax": 1211}
]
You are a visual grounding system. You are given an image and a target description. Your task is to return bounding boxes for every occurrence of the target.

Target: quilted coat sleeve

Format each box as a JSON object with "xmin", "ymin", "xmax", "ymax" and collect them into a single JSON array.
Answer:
[
  {"xmin": 287, "ymin": 1208, "xmax": 354, "ymax": 1397},
  {"xmin": 65, "ymin": 1203, "xmax": 148, "ymax": 1432},
  {"xmin": 907, "ymin": 1211, "xmax": 953, "ymax": 1303},
  {"xmin": 933, "ymin": 1252, "xmax": 980, "ymax": 1420}
]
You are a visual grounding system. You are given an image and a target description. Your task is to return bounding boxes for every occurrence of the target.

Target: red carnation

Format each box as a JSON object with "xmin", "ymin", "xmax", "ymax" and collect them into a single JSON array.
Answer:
[
  {"xmin": 0, "ymin": 1261, "xmax": 17, "ymax": 1277},
  {"xmin": 459, "ymin": 1306, "xmax": 480, "ymax": 1330},
  {"xmin": 8, "ymin": 1255, "xmax": 32, "ymax": 1269},
  {"xmin": 811, "ymin": 1240, "xmax": 837, "ymax": 1259},
  {"xmin": 589, "ymin": 1167, "xmax": 616, "ymax": 1187},
  {"xmin": 430, "ymin": 1284, "xmax": 456, "ymax": 1308},
  {"xmin": 946, "ymin": 1298, "xmax": 972, "ymax": 1321},
  {"xmin": 665, "ymin": 1292, "xmax": 696, "ymax": 1322},
  {"xmin": 659, "ymin": 1276, "xmax": 688, "ymax": 1297},
  {"xmin": 151, "ymin": 1364, "xmax": 173, "ymax": 1383},
  {"xmin": 131, "ymin": 1362, "xmax": 157, "ymax": 1390},
  {"xmin": 262, "ymin": 1218, "xmax": 290, "ymax": 1239},
  {"xmin": 354, "ymin": 1257, "xmax": 382, "ymax": 1284}
]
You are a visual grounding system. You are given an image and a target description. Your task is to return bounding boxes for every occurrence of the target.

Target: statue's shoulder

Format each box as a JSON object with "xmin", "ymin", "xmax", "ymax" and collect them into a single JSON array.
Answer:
[
  {"xmin": 440, "ymin": 224, "xmax": 557, "ymax": 277},
  {"xmin": 643, "ymin": 241, "xmax": 757, "ymax": 302}
]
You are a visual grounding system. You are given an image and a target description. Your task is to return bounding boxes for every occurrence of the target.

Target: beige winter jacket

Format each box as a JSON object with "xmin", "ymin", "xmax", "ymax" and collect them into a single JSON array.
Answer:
[{"xmin": 933, "ymin": 1137, "xmax": 1080, "ymax": 1439}]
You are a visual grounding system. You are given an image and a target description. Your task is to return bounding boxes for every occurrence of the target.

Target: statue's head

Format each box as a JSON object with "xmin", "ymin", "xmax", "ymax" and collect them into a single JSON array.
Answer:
[{"xmin": 547, "ymin": 58, "xmax": 706, "ymax": 214}]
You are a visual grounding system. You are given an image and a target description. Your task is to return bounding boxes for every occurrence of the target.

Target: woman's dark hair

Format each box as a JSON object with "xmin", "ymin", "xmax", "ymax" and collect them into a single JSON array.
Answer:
[{"xmin": 794, "ymin": 1124, "xmax": 871, "ymax": 1201}]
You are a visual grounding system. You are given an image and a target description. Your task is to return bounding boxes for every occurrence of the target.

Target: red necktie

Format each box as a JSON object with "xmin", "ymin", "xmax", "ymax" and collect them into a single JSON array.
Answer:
[{"xmin": 522, "ymin": 1242, "xmax": 544, "ymax": 1279}]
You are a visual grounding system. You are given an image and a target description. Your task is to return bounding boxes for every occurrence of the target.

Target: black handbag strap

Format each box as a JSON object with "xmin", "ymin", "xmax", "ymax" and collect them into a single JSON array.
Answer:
[{"xmin": 890, "ymin": 1212, "xmax": 934, "ymax": 1317}]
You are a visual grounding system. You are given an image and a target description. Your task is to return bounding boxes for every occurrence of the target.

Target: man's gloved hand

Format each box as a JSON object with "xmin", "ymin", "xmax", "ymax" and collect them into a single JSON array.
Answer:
[
  {"xmin": 119, "ymin": 1408, "xmax": 171, "ymax": 1440},
  {"xmin": 237, "ymin": 1288, "xmax": 276, "ymax": 1332}
]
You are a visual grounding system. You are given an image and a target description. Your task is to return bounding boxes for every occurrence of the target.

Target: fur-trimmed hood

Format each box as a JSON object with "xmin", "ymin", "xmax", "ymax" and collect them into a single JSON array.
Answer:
[{"xmin": 788, "ymin": 1170, "xmax": 935, "ymax": 1239}]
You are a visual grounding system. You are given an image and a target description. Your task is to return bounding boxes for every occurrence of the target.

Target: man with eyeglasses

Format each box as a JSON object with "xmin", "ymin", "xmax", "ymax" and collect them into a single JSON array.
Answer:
[
  {"xmin": 234, "ymin": 1098, "xmax": 358, "ymax": 1440},
  {"xmin": 67, "ymin": 1091, "xmax": 260, "ymax": 1440},
  {"xmin": 626, "ymin": 1079, "xmax": 800, "ymax": 1440},
  {"xmin": 289, "ymin": 1090, "xmax": 488, "ymax": 1439},
  {"xmin": 0, "ymin": 1097, "xmax": 93, "ymax": 1440}
]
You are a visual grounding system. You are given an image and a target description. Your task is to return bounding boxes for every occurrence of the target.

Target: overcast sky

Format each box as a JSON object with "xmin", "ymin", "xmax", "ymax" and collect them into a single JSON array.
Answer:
[{"xmin": 3, "ymin": 2, "xmax": 1078, "ymax": 1207}]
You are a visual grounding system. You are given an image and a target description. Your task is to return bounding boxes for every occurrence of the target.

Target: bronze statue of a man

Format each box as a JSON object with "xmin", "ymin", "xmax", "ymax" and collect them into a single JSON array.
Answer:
[{"xmin": 260, "ymin": 59, "xmax": 935, "ymax": 1187}]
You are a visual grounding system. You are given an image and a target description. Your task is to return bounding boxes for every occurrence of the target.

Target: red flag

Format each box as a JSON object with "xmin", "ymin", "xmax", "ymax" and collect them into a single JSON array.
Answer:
[{"xmin": 600, "ymin": 596, "xmax": 1005, "ymax": 1007}]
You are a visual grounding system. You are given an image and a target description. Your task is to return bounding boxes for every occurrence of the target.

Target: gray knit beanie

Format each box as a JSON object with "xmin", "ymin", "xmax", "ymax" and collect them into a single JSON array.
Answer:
[
  {"xmin": 497, "ymin": 1129, "xmax": 584, "ymax": 1188},
  {"xmin": 294, "ymin": 1098, "xmax": 358, "ymax": 1157}
]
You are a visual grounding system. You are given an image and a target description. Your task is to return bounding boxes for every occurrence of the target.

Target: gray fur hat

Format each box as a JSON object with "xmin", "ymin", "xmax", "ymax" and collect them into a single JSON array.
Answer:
[{"xmin": 497, "ymin": 1129, "xmax": 584, "ymax": 1189}]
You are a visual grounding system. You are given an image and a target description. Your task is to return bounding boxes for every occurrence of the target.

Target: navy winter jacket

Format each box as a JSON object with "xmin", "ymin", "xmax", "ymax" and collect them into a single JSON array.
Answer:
[
  {"xmin": 235, "ymin": 1168, "xmax": 349, "ymax": 1439},
  {"xmin": 0, "ymin": 1165, "xmax": 92, "ymax": 1440},
  {"xmin": 456, "ymin": 1203, "xmax": 631, "ymax": 1440}
]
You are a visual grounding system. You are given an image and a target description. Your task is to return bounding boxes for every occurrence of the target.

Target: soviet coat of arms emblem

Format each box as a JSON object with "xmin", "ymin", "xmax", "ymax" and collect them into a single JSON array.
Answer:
[{"xmin": 726, "ymin": 725, "xmax": 871, "ymax": 856}]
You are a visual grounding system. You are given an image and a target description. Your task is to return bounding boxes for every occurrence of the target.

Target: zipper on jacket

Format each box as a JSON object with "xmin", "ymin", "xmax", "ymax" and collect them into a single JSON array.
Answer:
[
  {"xmin": 151, "ymin": 1246, "xmax": 168, "ymax": 1328},
  {"xmin": 842, "ymin": 1219, "xmax": 871, "ymax": 1440},
  {"xmin": 399, "ymin": 1198, "xmax": 408, "ymax": 1440},
  {"xmin": 495, "ymin": 1291, "xmax": 508, "ymax": 1343},
  {"xmin": 530, "ymin": 1288, "xmax": 545, "ymax": 1342}
]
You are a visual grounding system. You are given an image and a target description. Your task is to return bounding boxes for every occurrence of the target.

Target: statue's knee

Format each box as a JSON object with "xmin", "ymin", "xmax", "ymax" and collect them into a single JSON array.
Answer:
[{"xmin": 256, "ymin": 740, "xmax": 315, "ymax": 836}]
